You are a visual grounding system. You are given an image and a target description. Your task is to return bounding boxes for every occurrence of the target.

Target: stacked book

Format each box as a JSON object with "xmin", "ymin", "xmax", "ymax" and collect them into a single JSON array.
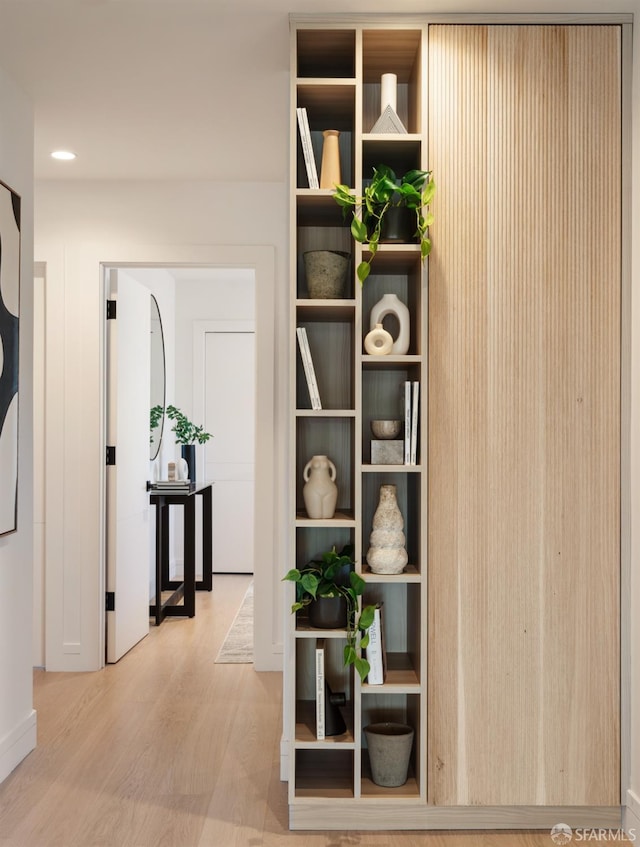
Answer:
[{"xmin": 150, "ymin": 480, "xmax": 194, "ymax": 494}]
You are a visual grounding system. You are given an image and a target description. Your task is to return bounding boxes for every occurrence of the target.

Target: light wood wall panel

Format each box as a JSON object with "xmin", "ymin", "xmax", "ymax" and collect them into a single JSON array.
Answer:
[{"xmin": 428, "ymin": 25, "xmax": 621, "ymax": 806}]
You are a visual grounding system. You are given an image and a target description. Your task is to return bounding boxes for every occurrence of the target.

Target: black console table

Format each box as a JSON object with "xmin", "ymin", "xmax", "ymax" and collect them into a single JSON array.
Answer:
[{"xmin": 148, "ymin": 483, "xmax": 213, "ymax": 625}]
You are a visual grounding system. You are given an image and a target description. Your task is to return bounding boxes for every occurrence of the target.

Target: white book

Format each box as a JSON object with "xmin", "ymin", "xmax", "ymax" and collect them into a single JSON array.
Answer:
[
  {"xmin": 296, "ymin": 107, "xmax": 319, "ymax": 189},
  {"xmin": 296, "ymin": 327, "xmax": 322, "ymax": 410},
  {"xmin": 404, "ymin": 380, "xmax": 412, "ymax": 465},
  {"xmin": 315, "ymin": 639, "xmax": 325, "ymax": 740},
  {"xmin": 366, "ymin": 605, "xmax": 386, "ymax": 685},
  {"xmin": 410, "ymin": 381, "xmax": 419, "ymax": 466}
]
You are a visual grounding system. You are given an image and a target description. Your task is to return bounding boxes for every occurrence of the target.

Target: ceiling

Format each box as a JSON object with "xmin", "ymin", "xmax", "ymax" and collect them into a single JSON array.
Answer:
[{"xmin": 0, "ymin": 0, "xmax": 633, "ymax": 181}]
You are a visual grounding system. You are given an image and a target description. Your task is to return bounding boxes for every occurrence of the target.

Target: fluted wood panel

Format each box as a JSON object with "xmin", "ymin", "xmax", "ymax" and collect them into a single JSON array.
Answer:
[{"xmin": 428, "ymin": 25, "xmax": 621, "ymax": 806}]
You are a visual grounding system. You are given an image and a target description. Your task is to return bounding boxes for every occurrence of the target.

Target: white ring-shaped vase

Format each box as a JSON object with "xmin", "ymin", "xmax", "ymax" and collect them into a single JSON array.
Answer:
[{"xmin": 364, "ymin": 322, "xmax": 394, "ymax": 356}]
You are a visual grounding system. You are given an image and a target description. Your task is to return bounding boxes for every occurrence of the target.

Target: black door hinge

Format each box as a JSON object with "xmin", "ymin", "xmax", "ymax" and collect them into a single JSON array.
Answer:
[
  {"xmin": 105, "ymin": 592, "xmax": 115, "ymax": 612},
  {"xmin": 106, "ymin": 299, "xmax": 117, "ymax": 319},
  {"xmin": 106, "ymin": 445, "xmax": 116, "ymax": 466}
]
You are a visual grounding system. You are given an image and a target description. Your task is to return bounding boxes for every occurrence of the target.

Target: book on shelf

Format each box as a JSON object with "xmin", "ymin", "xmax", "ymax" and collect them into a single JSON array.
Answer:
[
  {"xmin": 296, "ymin": 107, "xmax": 319, "ymax": 189},
  {"xmin": 296, "ymin": 326, "xmax": 322, "ymax": 410},
  {"xmin": 315, "ymin": 639, "xmax": 326, "ymax": 740},
  {"xmin": 365, "ymin": 604, "xmax": 387, "ymax": 685},
  {"xmin": 410, "ymin": 380, "xmax": 419, "ymax": 466},
  {"xmin": 404, "ymin": 380, "xmax": 412, "ymax": 465}
]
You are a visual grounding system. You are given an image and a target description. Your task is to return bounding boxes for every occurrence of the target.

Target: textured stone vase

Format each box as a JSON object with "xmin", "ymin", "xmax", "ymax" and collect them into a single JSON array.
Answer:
[
  {"xmin": 369, "ymin": 292, "xmax": 410, "ymax": 355},
  {"xmin": 303, "ymin": 454, "xmax": 338, "ymax": 519},
  {"xmin": 364, "ymin": 722, "xmax": 414, "ymax": 787},
  {"xmin": 367, "ymin": 484, "xmax": 408, "ymax": 574},
  {"xmin": 304, "ymin": 250, "xmax": 350, "ymax": 299}
]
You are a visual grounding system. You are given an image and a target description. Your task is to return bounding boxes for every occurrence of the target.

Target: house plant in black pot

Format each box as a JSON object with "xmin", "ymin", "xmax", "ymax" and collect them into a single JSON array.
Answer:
[
  {"xmin": 333, "ymin": 164, "xmax": 435, "ymax": 284},
  {"xmin": 164, "ymin": 404, "xmax": 212, "ymax": 482},
  {"xmin": 283, "ymin": 544, "xmax": 376, "ymax": 682}
]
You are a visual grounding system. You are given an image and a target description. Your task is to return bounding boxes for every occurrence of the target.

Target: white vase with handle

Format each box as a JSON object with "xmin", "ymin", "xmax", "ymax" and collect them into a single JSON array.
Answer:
[
  {"xmin": 303, "ymin": 455, "xmax": 338, "ymax": 519},
  {"xmin": 369, "ymin": 293, "xmax": 410, "ymax": 355}
]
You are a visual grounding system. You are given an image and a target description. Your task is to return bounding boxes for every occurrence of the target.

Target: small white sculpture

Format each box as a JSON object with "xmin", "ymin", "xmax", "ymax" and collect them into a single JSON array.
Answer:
[{"xmin": 364, "ymin": 322, "xmax": 394, "ymax": 355}]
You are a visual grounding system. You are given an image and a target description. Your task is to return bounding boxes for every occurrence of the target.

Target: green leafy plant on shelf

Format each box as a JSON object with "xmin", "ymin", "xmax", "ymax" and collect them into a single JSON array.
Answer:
[
  {"xmin": 164, "ymin": 405, "xmax": 213, "ymax": 446},
  {"xmin": 282, "ymin": 544, "xmax": 376, "ymax": 682},
  {"xmin": 333, "ymin": 164, "xmax": 435, "ymax": 284}
]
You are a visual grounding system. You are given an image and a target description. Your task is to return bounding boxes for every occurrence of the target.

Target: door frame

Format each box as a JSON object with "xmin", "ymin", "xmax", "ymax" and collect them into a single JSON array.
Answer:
[{"xmin": 43, "ymin": 243, "xmax": 279, "ymax": 672}]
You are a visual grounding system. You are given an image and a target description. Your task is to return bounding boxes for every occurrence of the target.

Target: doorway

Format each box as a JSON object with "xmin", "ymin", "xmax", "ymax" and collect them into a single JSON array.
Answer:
[{"xmin": 104, "ymin": 264, "xmax": 257, "ymax": 661}]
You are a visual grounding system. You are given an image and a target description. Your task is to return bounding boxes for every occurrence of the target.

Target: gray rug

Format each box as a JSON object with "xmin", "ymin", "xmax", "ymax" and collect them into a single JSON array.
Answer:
[{"xmin": 215, "ymin": 582, "xmax": 254, "ymax": 663}]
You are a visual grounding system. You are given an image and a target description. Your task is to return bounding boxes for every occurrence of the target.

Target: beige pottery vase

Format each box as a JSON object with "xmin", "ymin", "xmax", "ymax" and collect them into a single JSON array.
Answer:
[
  {"xmin": 367, "ymin": 483, "xmax": 408, "ymax": 574},
  {"xmin": 303, "ymin": 454, "xmax": 338, "ymax": 519}
]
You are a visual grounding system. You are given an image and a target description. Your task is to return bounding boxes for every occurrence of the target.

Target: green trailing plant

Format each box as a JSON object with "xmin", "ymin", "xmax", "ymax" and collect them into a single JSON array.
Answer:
[
  {"xmin": 164, "ymin": 405, "xmax": 213, "ymax": 446},
  {"xmin": 333, "ymin": 164, "xmax": 435, "ymax": 284},
  {"xmin": 282, "ymin": 544, "xmax": 376, "ymax": 682}
]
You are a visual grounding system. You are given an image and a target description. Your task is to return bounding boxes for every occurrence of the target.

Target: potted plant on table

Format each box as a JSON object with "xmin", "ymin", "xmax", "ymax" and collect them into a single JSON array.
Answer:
[
  {"xmin": 333, "ymin": 164, "xmax": 435, "ymax": 284},
  {"xmin": 164, "ymin": 405, "xmax": 213, "ymax": 482},
  {"xmin": 283, "ymin": 544, "xmax": 376, "ymax": 682}
]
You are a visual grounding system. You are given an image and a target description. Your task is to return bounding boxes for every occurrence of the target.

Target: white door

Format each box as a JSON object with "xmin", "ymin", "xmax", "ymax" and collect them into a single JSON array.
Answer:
[
  {"xmin": 204, "ymin": 330, "xmax": 255, "ymax": 573},
  {"xmin": 105, "ymin": 269, "xmax": 151, "ymax": 662}
]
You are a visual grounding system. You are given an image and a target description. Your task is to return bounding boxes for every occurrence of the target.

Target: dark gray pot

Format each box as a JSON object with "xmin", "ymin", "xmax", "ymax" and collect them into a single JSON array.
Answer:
[
  {"xmin": 308, "ymin": 595, "xmax": 347, "ymax": 629},
  {"xmin": 181, "ymin": 444, "xmax": 196, "ymax": 482}
]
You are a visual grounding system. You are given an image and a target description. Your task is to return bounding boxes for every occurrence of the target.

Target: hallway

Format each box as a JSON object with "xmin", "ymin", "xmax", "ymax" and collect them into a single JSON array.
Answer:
[{"xmin": 0, "ymin": 576, "xmax": 571, "ymax": 846}]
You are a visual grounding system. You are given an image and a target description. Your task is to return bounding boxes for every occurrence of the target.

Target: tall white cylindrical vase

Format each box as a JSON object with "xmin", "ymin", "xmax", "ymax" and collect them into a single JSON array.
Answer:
[{"xmin": 380, "ymin": 72, "xmax": 398, "ymax": 112}]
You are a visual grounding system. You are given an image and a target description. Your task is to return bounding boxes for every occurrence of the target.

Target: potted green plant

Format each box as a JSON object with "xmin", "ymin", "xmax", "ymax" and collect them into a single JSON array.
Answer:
[
  {"xmin": 283, "ymin": 544, "xmax": 376, "ymax": 682},
  {"xmin": 164, "ymin": 405, "xmax": 213, "ymax": 481},
  {"xmin": 333, "ymin": 164, "xmax": 435, "ymax": 284}
]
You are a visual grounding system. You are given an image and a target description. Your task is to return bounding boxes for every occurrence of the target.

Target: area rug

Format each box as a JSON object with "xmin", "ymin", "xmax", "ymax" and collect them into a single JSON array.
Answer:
[{"xmin": 215, "ymin": 581, "xmax": 253, "ymax": 663}]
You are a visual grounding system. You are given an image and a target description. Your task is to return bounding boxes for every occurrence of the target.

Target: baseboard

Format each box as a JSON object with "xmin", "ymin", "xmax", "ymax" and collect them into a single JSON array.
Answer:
[
  {"xmin": 624, "ymin": 789, "xmax": 640, "ymax": 839},
  {"xmin": 0, "ymin": 709, "xmax": 37, "ymax": 784}
]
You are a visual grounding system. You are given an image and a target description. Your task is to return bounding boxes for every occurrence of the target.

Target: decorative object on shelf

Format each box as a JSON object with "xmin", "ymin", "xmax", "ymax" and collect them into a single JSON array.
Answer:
[
  {"xmin": 364, "ymin": 322, "xmax": 394, "ymax": 355},
  {"xmin": 371, "ymin": 419, "xmax": 402, "ymax": 440},
  {"xmin": 364, "ymin": 722, "xmax": 414, "ymax": 787},
  {"xmin": 367, "ymin": 483, "xmax": 408, "ymax": 574},
  {"xmin": 370, "ymin": 292, "xmax": 410, "ymax": 355},
  {"xmin": 303, "ymin": 249, "xmax": 350, "ymax": 299},
  {"xmin": 319, "ymin": 129, "xmax": 341, "ymax": 189},
  {"xmin": 0, "ymin": 179, "xmax": 21, "ymax": 536},
  {"xmin": 282, "ymin": 544, "xmax": 376, "ymax": 681},
  {"xmin": 333, "ymin": 164, "xmax": 435, "ymax": 283},
  {"xmin": 302, "ymin": 454, "xmax": 338, "ymax": 519},
  {"xmin": 164, "ymin": 405, "xmax": 213, "ymax": 482},
  {"xmin": 371, "ymin": 73, "xmax": 408, "ymax": 134}
]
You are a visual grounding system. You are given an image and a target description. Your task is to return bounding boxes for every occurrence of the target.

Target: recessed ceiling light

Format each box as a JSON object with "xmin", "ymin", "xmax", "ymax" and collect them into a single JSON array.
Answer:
[{"xmin": 51, "ymin": 150, "xmax": 77, "ymax": 161}]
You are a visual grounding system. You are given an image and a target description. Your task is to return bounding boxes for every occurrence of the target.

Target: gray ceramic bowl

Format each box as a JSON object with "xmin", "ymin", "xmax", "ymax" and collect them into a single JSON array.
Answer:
[{"xmin": 371, "ymin": 419, "xmax": 402, "ymax": 440}]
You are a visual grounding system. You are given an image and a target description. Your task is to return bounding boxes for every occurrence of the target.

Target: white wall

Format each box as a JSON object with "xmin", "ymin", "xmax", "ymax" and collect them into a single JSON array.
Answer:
[
  {"xmin": 0, "ymin": 66, "xmax": 35, "ymax": 781},
  {"xmin": 34, "ymin": 181, "xmax": 286, "ymax": 673}
]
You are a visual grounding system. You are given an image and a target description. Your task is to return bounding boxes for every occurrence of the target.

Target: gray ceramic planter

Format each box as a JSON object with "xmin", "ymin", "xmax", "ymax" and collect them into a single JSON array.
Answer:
[{"xmin": 364, "ymin": 722, "xmax": 414, "ymax": 787}]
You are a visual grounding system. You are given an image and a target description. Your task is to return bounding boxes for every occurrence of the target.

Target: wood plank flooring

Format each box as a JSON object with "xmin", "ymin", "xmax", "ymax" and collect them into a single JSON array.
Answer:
[{"xmin": 1, "ymin": 575, "xmax": 562, "ymax": 846}]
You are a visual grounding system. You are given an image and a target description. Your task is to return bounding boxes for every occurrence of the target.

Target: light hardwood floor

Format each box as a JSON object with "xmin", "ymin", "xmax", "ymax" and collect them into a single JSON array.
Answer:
[{"xmin": 1, "ymin": 575, "xmax": 558, "ymax": 846}]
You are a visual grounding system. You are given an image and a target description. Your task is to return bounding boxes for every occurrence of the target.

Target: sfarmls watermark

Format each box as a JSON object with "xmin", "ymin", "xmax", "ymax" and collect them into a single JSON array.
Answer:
[{"xmin": 551, "ymin": 824, "xmax": 636, "ymax": 844}]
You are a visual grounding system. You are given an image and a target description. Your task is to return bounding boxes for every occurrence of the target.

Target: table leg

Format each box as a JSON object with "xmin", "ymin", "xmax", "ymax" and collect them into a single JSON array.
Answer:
[{"xmin": 184, "ymin": 496, "xmax": 196, "ymax": 617}]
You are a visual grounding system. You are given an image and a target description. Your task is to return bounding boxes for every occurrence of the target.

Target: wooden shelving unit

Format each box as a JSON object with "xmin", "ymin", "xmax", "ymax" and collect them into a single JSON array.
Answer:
[{"xmin": 288, "ymin": 18, "xmax": 428, "ymax": 828}]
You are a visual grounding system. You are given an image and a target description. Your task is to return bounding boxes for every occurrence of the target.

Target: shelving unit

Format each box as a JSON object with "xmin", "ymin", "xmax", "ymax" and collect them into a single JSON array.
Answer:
[
  {"xmin": 288, "ymin": 19, "xmax": 428, "ymax": 828},
  {"xmin": 287, "ymin": 14, "xmax": 624, "ymax": 833}
]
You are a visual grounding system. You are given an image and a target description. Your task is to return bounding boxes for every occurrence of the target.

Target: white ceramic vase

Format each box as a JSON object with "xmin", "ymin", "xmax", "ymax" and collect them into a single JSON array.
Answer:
[
  {"xmin": 367, "ymin": 484, "xmax": 408, "ymax": 574},
  {"xmin": 369, "ymin": 293, "xmax": 410, "ymax": 355},
  {"xmin": 303, "ymin": 454, "xmax": 338, "ymax": 519},
  {"xmin": 364, "ymin": 322, "xmax": 394, "ymax": 355}
]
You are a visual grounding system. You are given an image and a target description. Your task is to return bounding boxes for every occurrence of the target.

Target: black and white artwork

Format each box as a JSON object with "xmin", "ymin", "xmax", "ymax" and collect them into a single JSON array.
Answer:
[{"xmin": 0, "ymin": 180, "xmax": 21, "ymax": 536}]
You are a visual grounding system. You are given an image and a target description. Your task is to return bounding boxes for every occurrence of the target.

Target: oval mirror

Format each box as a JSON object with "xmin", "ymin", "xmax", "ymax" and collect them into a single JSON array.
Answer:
[{"xmin": 149, "ymin": 295, "xmax": 166, "ymax": 460}]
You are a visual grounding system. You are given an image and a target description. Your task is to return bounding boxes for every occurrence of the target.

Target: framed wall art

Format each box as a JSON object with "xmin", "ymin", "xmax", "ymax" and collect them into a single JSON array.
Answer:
[{"xmin": 0, "ymin": 179, "xmax": 21, "ymax": 536}]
